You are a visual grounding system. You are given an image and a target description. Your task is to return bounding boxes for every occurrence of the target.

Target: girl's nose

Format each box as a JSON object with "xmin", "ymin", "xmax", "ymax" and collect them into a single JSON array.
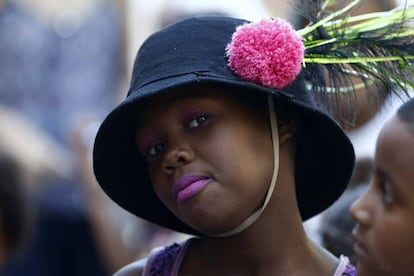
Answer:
[
  {"xmin": 162, "ymin": 145, "xmax": 194, "ymax": 174},
  {"xmin": 349, "ymin": 189, "xmax": 372, "ymax": 227}
]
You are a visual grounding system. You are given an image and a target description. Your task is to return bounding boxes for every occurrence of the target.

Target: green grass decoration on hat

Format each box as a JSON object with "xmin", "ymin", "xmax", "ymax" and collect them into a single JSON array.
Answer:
[{"xmin": 298, "ymin": 0, "xmax": 414, "ymax": 95}]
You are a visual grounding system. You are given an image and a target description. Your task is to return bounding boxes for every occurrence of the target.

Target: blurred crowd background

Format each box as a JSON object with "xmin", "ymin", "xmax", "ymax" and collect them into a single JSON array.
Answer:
[{"xmin": 0, "ymin": 0, "xmax": 412, "ymax": 275}]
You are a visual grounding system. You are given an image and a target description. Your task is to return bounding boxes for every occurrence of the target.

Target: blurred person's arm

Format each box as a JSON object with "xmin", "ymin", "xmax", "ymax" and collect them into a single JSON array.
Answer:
[{"xmin": 71, "ymin": 121, "xmax": 143, "ymax": 273}]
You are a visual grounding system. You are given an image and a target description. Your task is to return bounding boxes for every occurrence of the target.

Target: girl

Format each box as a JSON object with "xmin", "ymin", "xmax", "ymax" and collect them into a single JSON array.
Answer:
[
  {"xmin": 350, "ymin": 98, "xmax": 414, "ymax": 276},
  {"xmin": 93, "ymin": 1, "xmax": 414, "ymax": 275}
]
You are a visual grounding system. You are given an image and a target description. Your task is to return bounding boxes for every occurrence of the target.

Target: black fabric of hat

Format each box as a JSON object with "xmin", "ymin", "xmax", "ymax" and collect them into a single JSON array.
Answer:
[{"xmin": 93, "ymin": 16, "xmax": 355, "ymax": 235}]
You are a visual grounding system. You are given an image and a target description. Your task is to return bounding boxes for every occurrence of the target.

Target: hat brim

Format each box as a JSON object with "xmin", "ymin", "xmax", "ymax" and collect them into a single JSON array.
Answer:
[{"xmin": 93, "ymin": 73, "xmax": 355, "ymax": 235}]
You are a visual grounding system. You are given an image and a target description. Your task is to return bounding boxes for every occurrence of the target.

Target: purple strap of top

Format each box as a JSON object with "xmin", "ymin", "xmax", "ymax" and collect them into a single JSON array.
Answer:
[
  {"xmin": 344, "ymin": 263, "xmax": 357, "ymax": 276},
  {"xmin": 149, "ymin": 243, "xmax": 182, "ymax": 276},
  {"xmin": 334, "ymin": 255, "xmax": 357, "ymax": 276}
]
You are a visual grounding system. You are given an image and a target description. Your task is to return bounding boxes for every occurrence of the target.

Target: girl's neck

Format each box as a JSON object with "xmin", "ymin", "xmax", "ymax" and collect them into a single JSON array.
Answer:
[{"xmin": 186, "ymin": 220, "xmax": 337, "ymax": 275}]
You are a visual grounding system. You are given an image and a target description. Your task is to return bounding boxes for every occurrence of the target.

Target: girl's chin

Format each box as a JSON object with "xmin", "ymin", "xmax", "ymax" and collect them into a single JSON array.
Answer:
[
  {"xmin": 356, "ymin": 259, "xmax": 383, "ymax": 276},
  {"xmin": 184, "ymin": 215, "xmax": 243, "ymax": 236}
]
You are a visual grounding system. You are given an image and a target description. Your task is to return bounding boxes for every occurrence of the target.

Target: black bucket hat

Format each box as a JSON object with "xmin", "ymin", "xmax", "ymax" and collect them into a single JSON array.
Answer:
[{"xmin": 93, "ymin": 16, "xmax": 355, "ymax": 235}]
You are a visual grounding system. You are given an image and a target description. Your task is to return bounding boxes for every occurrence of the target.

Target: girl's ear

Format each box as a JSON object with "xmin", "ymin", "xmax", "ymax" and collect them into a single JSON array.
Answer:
[{"xmin": 278, "ymin": 120, "xmax": 298, "ymax": 144}]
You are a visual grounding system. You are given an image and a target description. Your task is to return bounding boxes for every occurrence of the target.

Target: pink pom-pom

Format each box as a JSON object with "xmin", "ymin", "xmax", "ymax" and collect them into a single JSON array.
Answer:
[{"xmin": 226, "ymin": 18, "xmax": 304, "ymax": 89}]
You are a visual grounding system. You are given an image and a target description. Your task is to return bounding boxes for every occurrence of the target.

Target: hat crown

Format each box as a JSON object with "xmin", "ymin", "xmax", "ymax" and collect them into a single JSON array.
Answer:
[{"xmin": 129, "ymin": 16, "xmax": 247, "ymax": 96}]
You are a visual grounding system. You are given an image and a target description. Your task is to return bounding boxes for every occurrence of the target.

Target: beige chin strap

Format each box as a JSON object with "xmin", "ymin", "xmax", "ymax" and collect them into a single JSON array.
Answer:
[{"xmin": 212, "ymin": 94, "xmax": 280, "ymax": 237}]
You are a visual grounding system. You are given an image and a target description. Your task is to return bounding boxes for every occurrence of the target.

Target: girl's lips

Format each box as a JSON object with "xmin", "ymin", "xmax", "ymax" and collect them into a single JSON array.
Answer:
[
  {"xmin": 352, "ymin": 231, "xmax": 369, "ymax": 258},
  {"xmin": 172, "ymin": 174, "xmax": 211, "ymax": 203}
]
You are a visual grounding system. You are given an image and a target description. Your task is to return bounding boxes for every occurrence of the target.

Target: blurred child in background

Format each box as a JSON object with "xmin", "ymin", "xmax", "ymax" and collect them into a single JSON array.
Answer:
[{"xmin": 351, "ymin": 98, "xmax": 414, "ymax": 276}]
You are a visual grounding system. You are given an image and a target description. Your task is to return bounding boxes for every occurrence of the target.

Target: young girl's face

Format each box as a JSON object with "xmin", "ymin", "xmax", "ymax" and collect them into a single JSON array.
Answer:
[
  {"xmin": 350, "ymin": 116, "xmax": 414, "ymax": 276},
  {"xmin": 135, "ymin": 87, "xmax": 274, "ymax": 235}
]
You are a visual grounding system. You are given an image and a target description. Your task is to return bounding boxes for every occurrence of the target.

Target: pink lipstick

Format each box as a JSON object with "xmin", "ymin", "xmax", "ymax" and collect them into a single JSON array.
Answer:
[
  {"xmin": 352, "ymin": 231, "xmax": 368, "ymax": 258},
  {"xmin": 172, "ymin": 174, "xmax": 211, "ymax": 203}
]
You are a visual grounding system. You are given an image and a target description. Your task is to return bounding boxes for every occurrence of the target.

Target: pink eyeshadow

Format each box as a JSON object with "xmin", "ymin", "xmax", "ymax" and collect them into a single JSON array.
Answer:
[
  {"xmin": 180, "ymin": 108, "xmax": 204, "ymax": 123},
  {"xmin": 137, "ymin": 133, "xmax": 161, "ymax": 154}
]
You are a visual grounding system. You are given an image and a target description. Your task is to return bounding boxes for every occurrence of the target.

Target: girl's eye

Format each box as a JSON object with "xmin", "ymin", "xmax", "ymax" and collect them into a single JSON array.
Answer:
[
  {"xmin": 188, "ymin": 115, "xmax": 209, "ymax": 128},
  {"xmin": 379, "ymin": 180, "xmax": 393, "ymax": 205},
  {"xmin": 147, "ymin": 144, "xmax": 164, "ymax": 157}
]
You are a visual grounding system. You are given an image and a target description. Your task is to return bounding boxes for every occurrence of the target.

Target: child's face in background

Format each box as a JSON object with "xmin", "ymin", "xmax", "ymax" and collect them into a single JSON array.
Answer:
[
  {"xmin": 135, "ymin": 87, "xmax": 274, "ymax": 235},
  {"xmin": 350, "ymin": 116, "xmax": 414, "ymax": 276}
]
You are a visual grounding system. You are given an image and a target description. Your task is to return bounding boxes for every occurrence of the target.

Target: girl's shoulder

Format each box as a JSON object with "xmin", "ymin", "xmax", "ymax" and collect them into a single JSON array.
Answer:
[{"xmin": 114, "ymin": 239, "xmax": 192, "ymax": 276}]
